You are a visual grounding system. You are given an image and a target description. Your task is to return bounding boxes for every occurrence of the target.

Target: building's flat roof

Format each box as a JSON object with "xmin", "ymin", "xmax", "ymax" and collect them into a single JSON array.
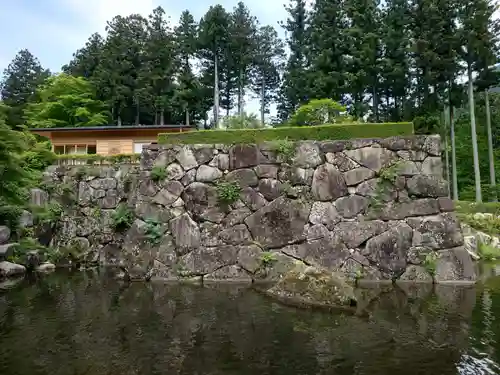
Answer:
[{"xmin": 29, "ymin": 124, "xmax": 192, "ymax": 132}]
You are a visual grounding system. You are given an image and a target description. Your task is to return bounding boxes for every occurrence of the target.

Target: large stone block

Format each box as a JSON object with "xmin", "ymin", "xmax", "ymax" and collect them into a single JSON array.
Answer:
[
  {"xmin": 311, "ymin": 164, "xmax": 348, "ymax": 201},
  {"xmin": 244, "ymin": 196, "xmax": 310, "ymax": 248},
  {"xmin": 229, "ymin": 144, "xmax": 263, "ymax": 170}
]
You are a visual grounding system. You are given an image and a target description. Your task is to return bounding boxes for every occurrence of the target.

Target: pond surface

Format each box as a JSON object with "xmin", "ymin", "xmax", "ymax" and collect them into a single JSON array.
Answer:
[{"xmin": 1, "ymin": 269, "xmax": 500, "ymax": 375}]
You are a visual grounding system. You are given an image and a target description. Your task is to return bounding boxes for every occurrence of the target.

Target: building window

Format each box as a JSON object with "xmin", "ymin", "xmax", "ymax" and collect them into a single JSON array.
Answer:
[
  {"xmin": 134, "ymin": 142, "xmax": 149, "ymax": 154},
  {"xmin": 53, "ymin": 144, "xmax": 96, "ymax": 154}
]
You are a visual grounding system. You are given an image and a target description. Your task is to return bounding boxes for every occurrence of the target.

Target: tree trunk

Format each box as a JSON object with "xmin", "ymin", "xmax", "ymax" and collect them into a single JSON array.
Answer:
[
  {"xmin": 485, "ymin": 89, "xmax": 497, "ymax": 201},
  {"xmin": 160, "ymin": 111, "xmax": 165, "ymax": 126},
  {"xmin": 213, "ymin": 53, "xmax": 219, "ymax": 128},
  {"xmin": 135, "ymin": 97, "xmax": 140, "ymax": 125},
  {"xmin": 450, "ymin": 106, "xmax": 458, "ymax": 201},
  {"xmin": 467, "ymin": 62, "xmax": 482, "ymax": 202},
  {"xmin": 260, "ymin": 76, "xmax": 265, "ymax": 127},
  {"xmin": 443, "ymin": 106, "xmax": 451, "ymax": 198},
  {"xmin": 154, "ymin": 112, "xmax": 158, "ymax": 126},
  {"xmin": 185, "ymin": 108, "xmax": 190, "ymax": 127},
  {"xmin": 373, "ymin": 82, "xmax": 379, "ymax": 122},
  {"xmin": 238, "ymin": 68, "xmax": 244, "ymax": 117}
]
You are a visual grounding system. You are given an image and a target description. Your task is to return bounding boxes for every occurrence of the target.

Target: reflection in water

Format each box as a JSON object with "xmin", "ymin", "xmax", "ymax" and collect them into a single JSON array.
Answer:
[{"xmin": 0, "ymin": 270, "xmax": 499, "ymax": 375}]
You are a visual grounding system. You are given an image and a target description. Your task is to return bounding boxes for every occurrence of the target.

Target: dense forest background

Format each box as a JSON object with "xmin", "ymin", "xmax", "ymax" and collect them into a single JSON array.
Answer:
[{"xmin": 0, "ymin": 0, "xmax": 499, "ymax": 200}]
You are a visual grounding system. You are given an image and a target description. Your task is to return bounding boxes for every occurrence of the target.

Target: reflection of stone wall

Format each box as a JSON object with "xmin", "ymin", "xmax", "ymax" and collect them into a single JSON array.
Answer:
[
  {"xmin": 0, "ymin": 274, "xmax": 479, "ymax": 375},
  {"xmin": 40, "ymin": 135, "xmax": 475, "ymax": 283}
]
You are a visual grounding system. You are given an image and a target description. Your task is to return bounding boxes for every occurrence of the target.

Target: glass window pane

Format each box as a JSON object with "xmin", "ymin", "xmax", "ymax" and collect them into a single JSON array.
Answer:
[
  {"xmin": 54, "ymin": 145, "xmax": 65, "ymax": 155},
  {"xmin": 87, "ymin": 145, "xmax": 97, "ymax": 154}
]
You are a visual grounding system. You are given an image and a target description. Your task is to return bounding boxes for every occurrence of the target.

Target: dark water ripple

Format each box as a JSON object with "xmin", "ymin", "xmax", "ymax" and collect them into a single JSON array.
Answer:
[{"xmin": 0, "ymin": 269, "xmax": 500, "ymax": 375}]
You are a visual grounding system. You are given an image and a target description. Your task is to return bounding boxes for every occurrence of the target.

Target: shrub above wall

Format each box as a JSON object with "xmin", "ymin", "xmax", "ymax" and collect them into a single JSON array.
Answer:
[{"xmin": 158, "ymin": 122, "xmax": 414, "ymax": 145}]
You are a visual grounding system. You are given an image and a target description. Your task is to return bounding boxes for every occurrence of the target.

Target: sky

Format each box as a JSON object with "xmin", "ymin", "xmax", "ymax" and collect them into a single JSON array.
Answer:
[{"xmin": 0, "ymin": 0, "xmax": 299, "ymax": 118}]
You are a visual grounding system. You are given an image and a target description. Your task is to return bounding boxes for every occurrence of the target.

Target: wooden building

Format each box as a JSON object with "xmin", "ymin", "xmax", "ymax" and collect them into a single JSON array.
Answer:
[{"xmin": 30, "ymin": 125, "xmax": 192, "ymax": 155}]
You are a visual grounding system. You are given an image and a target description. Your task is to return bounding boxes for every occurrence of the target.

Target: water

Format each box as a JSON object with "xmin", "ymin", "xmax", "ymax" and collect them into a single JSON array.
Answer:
[{"xmin": 1, "ymin": 270, "xmax": 500, "ymax": 375}]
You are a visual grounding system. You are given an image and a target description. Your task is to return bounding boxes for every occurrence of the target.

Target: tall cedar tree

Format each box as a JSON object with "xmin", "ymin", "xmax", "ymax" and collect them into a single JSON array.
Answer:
[
  {"xmin": 198, "ymin": 5, "xmax": 231, "ymax": 126},
  {"xmin": 62, "ymin": 33, "xmax": 104, "ymax": 79},
  {"xmin": 251, "ymin": 25, "xmax": 285, "ymax": 125},
  {"xmin": 138, "ymin": 7, "xmax": 177, "ymax": 125},
  {"xmin": 174, "ymin": 10, "xmax": 211, "ymax": 126},
  {"xmin": 379, "ymin": 0, "xmax": 411, "ymax": 121},
  {"xmin": 278, "ymin": 0, "xmax": 309, "ymax": 121},
  {"xmin": 344, "ymin": 0, "xmax": 381, "ymax": 120},
  {"xmin": 94, "ymin": 14, "xmax": 148, "ymax": 126},
  {"xmin": 229, "ymin": 2, "xmax": 258, "ymax": 116},
  {"xmin": 307, "ymin": 0, "xmax": 349, "ymax": 103},
  {"xmin": 0, "ymin": 50, "xmax": 50, "ymax": 128}
]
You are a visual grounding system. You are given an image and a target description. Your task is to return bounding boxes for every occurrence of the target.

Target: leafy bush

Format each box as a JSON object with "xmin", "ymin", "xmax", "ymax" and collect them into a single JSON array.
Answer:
[
  {"xmin": 458, "ymin": 213, "xmax": 500, "ymax": 236},
  {"xmin": 478, "ymin": 242, "xmax": 500, "ymax": 261},
  {"xmin": 144, "ymin": 218, "xmax": 162, "ymax": 245},
  {"xmin": 456, "ymin": 201, "xmax": 500, "ymax": 216},
  {"xmin": 111, "ymin": 204, "xmax": 134, "ymax": 231},
  {"xmin": 158, "ymin": 122, "xmax": 414, "ymax": 145},
  {"xmin": 423, "ymin": 252, "xmax": 438, "ymax": 276},
  {"xmin": 56, "ymin": 153, "xmax": 140, "ymax": 165},
  {"xmin": 221, "ymin": 112, "xmax": 263, "ymax": 129},
  {"xmin": 216, "ymin": 181, "xmax": 241, "ymax": 205},
  {"xmin": 288, "ymin": 99, "xmax": 351, "ymax": 127},
  {"xmin": 271, "ymin": 139, "xmax": 295, "ymax": 161},
  {"xmin": 151, "ymin": 166, "xmax": 168, "ymax": 182},
  {"xmin": 31, "ymin": 202, "xmax": 63, "ymax": 226}
]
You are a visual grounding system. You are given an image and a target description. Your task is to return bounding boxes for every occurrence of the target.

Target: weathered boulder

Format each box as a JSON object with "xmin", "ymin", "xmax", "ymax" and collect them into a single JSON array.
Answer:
[
  {"xmin": 421, "ymin": 157, "xmax": 443, "ymax": 175},
  {"xmin": 264, "ymin": 262, "xmax": 357, "ymax": 309},
  {"xmin": 258, "ymin": 179, "xmax": 283, "ymax": 201},
  {"xmin": 308, "ymin": 202, "xmax": 340, "ymax": 230},
  {"xmin": 225, "ymin": 168, "xmax": 258, "ymax": 187},
  {"xmin": 398, "ymin": 265, "xmax": 433, "ymax": 282},
  {"xmin": 193, "ymin": 146, "xmax": 214, "ymax": 164},
  {"xmin": 153, "ymin": 181, "xmax": 184, "ymax": 206},
  {"xmin": 170, "ymin": 213, "xmax": 201, "ymax": 254},
  {"xmin": 219, "ymin": 224, "xmax": 252, "ymax": 245},
  {"xmin": 254, "ymin": 164, "xmax": 278, "ymax": 179},
  {"xmin": 240, "ymin": 187, "xmax": 268, "ymax": 211},
  {"xmin": 0, "ymin": 243, "xmax": 17, "ymax": 261},
  {"xmin": 344, "ymin": 147, "xmax": 396, "ymax": 172},
  {"xmin": 332, "ymin": 220, "xmax": 388, "ymax": 249},
  {"xmin": 182, "ymin": 182, "xmax": 225, "ymax": 222},
  {"xmin": 409, "ymin": 213, "xmax": 464, "ymax": 249},
  {"xmin": 229, "ymin": 144, "xmax": 262, "ymax": 170},
  {"xmin": 311, "ymin": 163, "xmax": 348, "ymax": 201},
  {"xmin": 166, "ymin": 163, "xmax": 184, "ymax": 180},
  {"xmin": 335, "ymin": 195, "xmax": 369, "ymax": 219},
  {"xmin": 209, "ymin": 154, "xmax": 229, "ymax": 171},
  {"xmin": 89, "ymin": 177, "xmax": 117, "ymax": 190},
  {"xmin": 0, "ymin": 261, "xmax": 26, "ymax": 279},
  {"xmin": 292, "ymin": 141, "xmax": 323, "ymax": 168},
  {"xmin": 367, "ymin": 199, "xmax": 440, "ymax": 220},
  {"xmin": 177, "ymin": 245, "xmax": 238, "ymax": 275},
  {"xmin": 407, "ymin": 175, "xmax": 448, "ymax": 197},
  {"xmin": 31, "ymin": 188, "xmax": 49, "ymax": 206},
  {"xmin": 326, "ymin": 152, "xmax": 358, "ymax": 172},
  {"xmin": 19, "ymin": 210, "xmax": 34, "ymax": 228},
  {"xmin": 196, "ymin": 165, "xmax": 223, "ymax": 182},
  {"xmin": 244, "ymin": 196, "xmax": 310, "ymax": 248},
  {"xmin": 435, "ymin": 247, "xmax": 476, "ymax": 283},
  {"xmin": 0, "ymin": 226, "xmax": 10, "ymax": 245},
  {"xmin": 344, "ymin": 167, "xmax": 376, "ymax": 186},
  {"xmin": 364, "ymin": 223, "xmax": 413, "ymax": 278},
  {"xmin": 176, "ymin": 146, "xmax": 198, "ymax": 170}
]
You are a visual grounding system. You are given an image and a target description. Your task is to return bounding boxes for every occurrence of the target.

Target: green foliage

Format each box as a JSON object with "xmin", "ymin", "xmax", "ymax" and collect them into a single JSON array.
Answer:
[
  {"xmin": 8, "ymin": 237, "xmax": 48, "ymax": 265},
  {"xmin": 111, "ymin": 204, "xmax": 134, "ymax": 231},
  {"xmin": 216, "ymin": 181, "xmax": 241, "ymax": 205},
  {"xmin": 478, "ymin": 242, "xmax": 500, "ymax": 261},
  {"xmin": 456, "ymin": 201, "xmax": 500, "ymax": 216},
  {"xmin": 259, "ymin": 251, "xmax": 277, "ymax": 267},
  {"xmin": 423, "ymin": 252, "xmax": 438, "ymax": 276},
  {"xmin": 221, "ymin": 112, "xmax": 263, "ymax": 129},
  {"xmin": 458, "ymin": 213, "xmax": 500, "ymax": 236},
  {"xmin": 271, "ymin": 139, "xmax": 295, "ymax": 161},
  {"xmin": 288, "ymin": 99, "xmax": 351, "ymax": 127},
  {"xmin": 151, "ymin": 166, "xmax": 168, "ymax": 182},
  {"xmin": 159, "ymin": 122, "xmax": 414, "ymax": 144},
  {"xmin": 31, "ymin": 202, "xmax": 63, "ymax": 226},
  {"xmin": 56, "ymin": 153, "xmax": 140, "ymax": 165},
  {"xmin": 144, "ymin": 218, "xmax": 162, "ymax": 245},
  {"xmin": 378, "ymin": 161, "xmax": 402, "ymax": 183},
  {"xmin": 25, "ymin": 73, "xmax": 109, "ymax": 128}
]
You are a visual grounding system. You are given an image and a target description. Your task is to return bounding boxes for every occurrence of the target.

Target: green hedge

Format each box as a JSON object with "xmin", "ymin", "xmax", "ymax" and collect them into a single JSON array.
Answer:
[
  {"xmin": 56, "ymin": 153, "xmax": 140, "ymax": 165},
  {"xmin": 158, "ymin": 122, "xmax": 414, "ymax": 145}
]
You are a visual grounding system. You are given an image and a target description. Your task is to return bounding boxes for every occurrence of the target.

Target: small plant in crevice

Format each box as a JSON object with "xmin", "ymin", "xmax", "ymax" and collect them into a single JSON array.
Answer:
[
  {"xmin": 144, "ymin": 218, "xmax": 162, "ymax": 245},
  {"xmin": 369, "ymin": 161, "xmax": 403, "ymax": 211},
  {"xmin": 478, "ymin": 242, "xmax": 500, "ymax": 261},
  {"xmin": 423, "ymin": 252, "xmax": 438, "ymax": 276},
  {"xmin": 91, "ymin": 207, "xmax": 102, "ymax": 218},
  {"xmin": 216, "ymin": 181, "xmax": 241, "ymax": 205},
  {"xmin": 259, "ymin": 251, "xmax": 277, "ymax": 268},
  {"xmin": 31, "ymin": 202, "xmax": 63, "ymax": 226},
  {"xmin": 111, "ymin": 204, "xmax": 134, "ymax": 231},
  {"xmin": 151, "ymin": 166, "xmax": 168, "ymax": 182},
  {"xmin": 271, "ymin": 139, "xmax": 295, "ymax": 162}
]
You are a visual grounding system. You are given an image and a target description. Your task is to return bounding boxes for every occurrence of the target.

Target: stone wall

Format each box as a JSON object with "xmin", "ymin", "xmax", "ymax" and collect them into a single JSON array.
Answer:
[{"xmin": 39, "ymin": 135, "xmax": 476, "ymax": 283}]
